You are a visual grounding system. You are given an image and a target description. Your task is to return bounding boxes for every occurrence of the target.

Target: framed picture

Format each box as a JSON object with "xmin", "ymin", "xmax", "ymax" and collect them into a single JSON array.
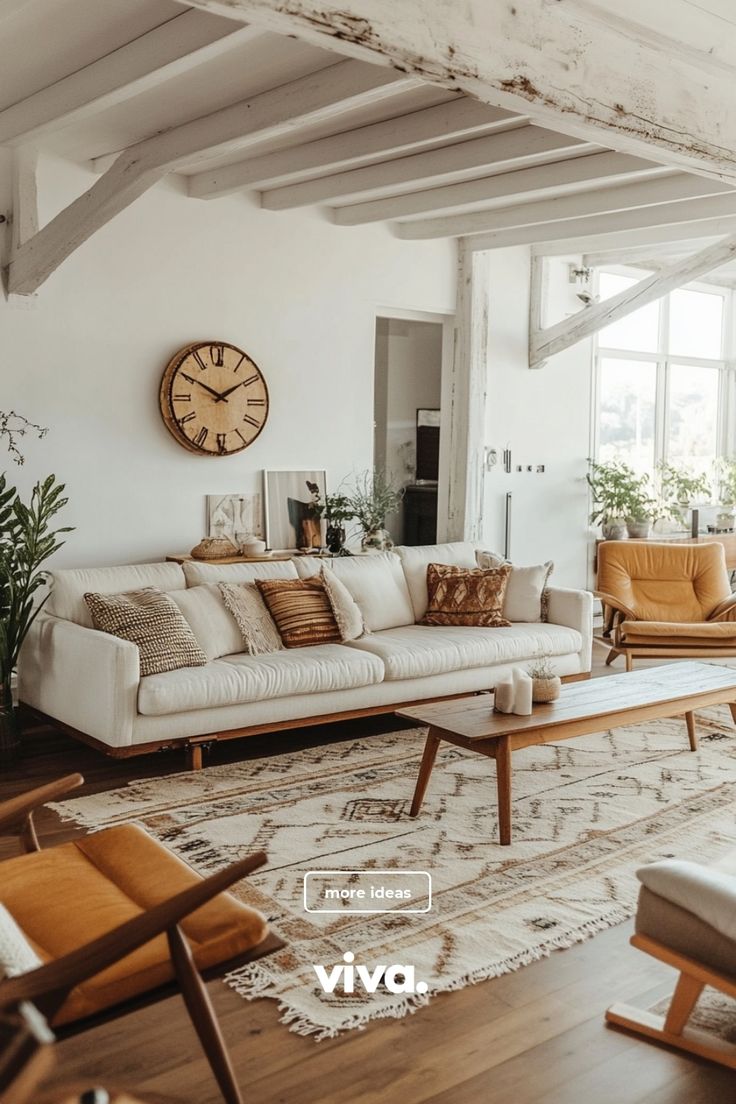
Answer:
[
  {"xmin": 207, "ymin": 493, "xmax": 264, "ymax": 544},
  {"xmin": 263, "ymin": 469, "xmax": 327, "ymax": 550}
]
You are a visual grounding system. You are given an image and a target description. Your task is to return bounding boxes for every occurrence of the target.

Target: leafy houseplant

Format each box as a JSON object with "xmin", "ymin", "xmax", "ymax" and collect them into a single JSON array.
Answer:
[
  {"xmin": 656, "ymin": 462, "xmax": 712, "ymax": 528},
  {"xmin": 0, "ymin": 474, "xmax": 72, "ymax": 761},
  {"xmin": 587, "ymin": 460, "xmax": 657, "ymax": 539},
  {"xmin": 311, "ymin": 489, "xmax": 353, "ymax": 555},
  {"xmin": 348, "ymin": 468, "xmax": 404, "ymax": 550}
]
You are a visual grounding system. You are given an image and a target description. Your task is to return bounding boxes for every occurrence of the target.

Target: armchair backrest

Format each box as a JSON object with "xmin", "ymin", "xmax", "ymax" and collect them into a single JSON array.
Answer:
[{"xmin": 597, "ymin": 541, "xmax": 731, "ymax": 623}]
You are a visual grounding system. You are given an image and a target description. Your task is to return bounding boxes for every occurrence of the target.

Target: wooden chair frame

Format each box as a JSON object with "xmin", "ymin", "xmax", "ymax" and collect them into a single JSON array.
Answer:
[
  {"xmin": 606, "ymin": 933, "xmax": 736, "ymax": 1069},
  {"xmin": 0, "ymin": 775, "xmax": 284, "ymax": 1104}
]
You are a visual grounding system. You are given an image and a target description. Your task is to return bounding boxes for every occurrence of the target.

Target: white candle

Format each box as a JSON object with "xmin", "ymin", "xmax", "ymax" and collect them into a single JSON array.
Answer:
[
  {"xmin": 512, "ymin": 669, "xmax": 533, "ymax": 715},
  {"xmin": 494, "ymin": 677, "xmax": 514, "ymax": 713}
]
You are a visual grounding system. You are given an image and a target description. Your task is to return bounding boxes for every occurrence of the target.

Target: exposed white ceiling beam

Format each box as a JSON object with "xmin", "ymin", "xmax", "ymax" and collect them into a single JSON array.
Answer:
[
  {"xmin": 187, "ymin": 97, "xmax": 518, "ymax": 199},
  {"xmin": 0, "ymin": 11, "xmax": 263, "ymax": 146},
  {"xmin": 177, "ymin": 0, "xmax": 736, "ymax": 184},
  {"xmin": 332, "ymin": 152, "xmax": 664, "ymax": 226},
  {"xmin": 261, "ymin": 127, "xmax": 593, "ymax": 210},
  {"xmin": 531, "ymin": 233, "xmax": 736, "ymax": 366},
  {"xmin": 396, "ymin": 174, "xmax": 736, "ymax": 240},
  {"xmin": 465, "ymin": 195, "xmax": 736, "ymax": 253},
  {"xmin": 7, "ymin": 60, "xmax": 419, "ymax": 295}
]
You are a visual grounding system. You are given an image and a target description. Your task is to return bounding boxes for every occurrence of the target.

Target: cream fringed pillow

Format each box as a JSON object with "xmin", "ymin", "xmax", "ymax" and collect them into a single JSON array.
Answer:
[
  {"xmin": 421, "ymin": 563, "xmax": 512, "ymax": 627},
  {"xmin": 321, "ymin": 567, "xmax": 365, "ymax": 641},
  {"xmin": 84, "ymin": 587, "xmax": 207, "ymax": 676},
  {"xmin": 218, "ymin": 582, "xmax": 284, "ymax": 656}
]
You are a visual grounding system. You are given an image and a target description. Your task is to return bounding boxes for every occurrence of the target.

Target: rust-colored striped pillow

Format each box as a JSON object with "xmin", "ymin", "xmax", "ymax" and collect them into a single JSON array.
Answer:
[
  {"xmin": 421, "ymin": 562, "xmax": 512, "ymax": 627},
  {"xmin": 255, "ymin": 577, "xmax": 341, "ymax": 648}
]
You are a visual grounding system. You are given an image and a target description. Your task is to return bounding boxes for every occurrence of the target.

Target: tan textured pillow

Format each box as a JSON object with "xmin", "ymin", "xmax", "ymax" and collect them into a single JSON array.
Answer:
[
  {"xmin": 255, "ymin": 577, "xmax": 341, "ymax": 648},
  {"xmin": 421, "ymin": 563, "xmax": 512, "ymax": 627},
  {"xmin": 218, "ymin": 582, "xmax": 284, "ymax": 656},
  {"xmin": 321, "ymin": 566, "xmax": 365, "ymax": 641},
  {"xmin": 84, "ymin": 587, "xmax": 207, "ymax": 676}
]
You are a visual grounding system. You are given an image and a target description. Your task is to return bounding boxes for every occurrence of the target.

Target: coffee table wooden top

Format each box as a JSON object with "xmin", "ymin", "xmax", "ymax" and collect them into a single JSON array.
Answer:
[{"xmin": 398, "ymin": 662, "xmax": 736, "ymax": 742}]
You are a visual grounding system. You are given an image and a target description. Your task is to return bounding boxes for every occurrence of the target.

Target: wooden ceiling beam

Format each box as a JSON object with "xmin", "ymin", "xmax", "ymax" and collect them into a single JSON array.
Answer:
[
  {"xmin": 176, "ymin": 0, "xmax": 736, "ymax": 183},
  {"xmin": 187, "ymin": 97, "xmax": 518, "ymax": 198},
  {"xmin": 0, "ymin": 11, "xmax": 263, "ymax": 146},
  {"xmin": 260, "ymin": 126, "xmax": 592, "ymax": 210},
  {"xmin": 332, "ymin": 152, "xmax": 664, "ymax": 226},
  {"xmin": 6, "ymin": 60, "xmax": 418, "ymax": 296}
]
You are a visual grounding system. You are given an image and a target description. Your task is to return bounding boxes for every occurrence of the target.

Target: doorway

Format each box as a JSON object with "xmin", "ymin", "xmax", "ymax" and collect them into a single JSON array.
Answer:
[{"xmin": 374, "ymin": 314, "xmax": 447, "ymax": 546}]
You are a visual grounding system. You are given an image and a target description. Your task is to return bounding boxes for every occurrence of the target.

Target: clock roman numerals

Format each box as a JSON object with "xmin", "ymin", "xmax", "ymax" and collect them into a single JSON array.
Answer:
[
  {"xmin": 234, "ymin": 429, "xmax": 248, "ymax": 447},
  {"xmin": 210, "ymin": 344, "xmax": 225, "ymax": 367},
  {"xmin": 243, "ymin": 414, "xmax": 261, "ymax": 429},
  {"xmin": 194, "ymin": 427, "xmax": 208, "ymax": 448},
  {"xmin": 242, "ymin": 373, "xmax": 260, "ymax": 387},
  {"xmin": 192, "ymin": 349, "xmax": 208, "ymax": 372},
  {"xmin": 173, "ymin": 392, "xmax": 191, "ymax": 402},
  {"xmin": 216, "ymin": 433, "xmax": 227, "ymax": 454},
  {"xmin": 247, "ymin": 397, "xmax": 266, "ymax": 406},
  {"xmin": 179, "ymin": 412, "xmax": 196, "ymax": 424}
]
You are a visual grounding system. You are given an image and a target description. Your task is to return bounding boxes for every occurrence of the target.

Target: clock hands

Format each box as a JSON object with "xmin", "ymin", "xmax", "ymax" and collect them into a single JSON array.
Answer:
[{"xmin": 214, "ymin": 382, "xmax": 245, "ymax": 403}]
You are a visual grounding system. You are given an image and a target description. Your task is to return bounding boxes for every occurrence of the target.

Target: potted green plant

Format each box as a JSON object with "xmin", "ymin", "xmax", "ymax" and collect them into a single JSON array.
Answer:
[
  {"xmin": 587, "ymin": 460, "xmax": 656, "ymax": 540},
  {"xmin": 348, "ymin": 468, "xmax": 404, "ymax": 550},
  {"xmin": 714, "ymin": 457, "xmax": 736, "ymax": 529},
  {"xmin": 310, "ymin": 489, "xmax": 353, "ymax": 554},
  {"xmin": 656, "ymin": 462, "xmax": 711, "ymax": 530}
]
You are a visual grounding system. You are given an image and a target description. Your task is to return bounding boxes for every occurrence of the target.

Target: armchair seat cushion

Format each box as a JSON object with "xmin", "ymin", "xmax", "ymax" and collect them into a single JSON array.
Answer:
[
  {"xmin": 620, "ymin": 619, "xmax": 736, "ymax": 645},
  {"xmin": 0, "ymin": 824, "xmax": 268, "ymax": 1026}
]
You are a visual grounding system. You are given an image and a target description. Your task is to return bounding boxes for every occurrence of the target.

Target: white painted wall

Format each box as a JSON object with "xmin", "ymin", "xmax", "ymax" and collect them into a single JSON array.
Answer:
[
  {"xmin": 0, "ymin": 151, "xmax": 456, "ymax": 568},
  {"xmin": 481, "ymin": 247, "xmax": 593, "ymax": 588}
]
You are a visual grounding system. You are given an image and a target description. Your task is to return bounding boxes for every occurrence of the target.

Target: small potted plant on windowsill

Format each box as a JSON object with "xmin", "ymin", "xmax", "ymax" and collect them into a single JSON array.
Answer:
[
  {"xmin": 587, "ymin": 460, "xmax": 656, "ymax": 540},
  {"xmin": 655, "ymin": 462, "xmax": 712, "ymax": 532},
  {"xmin": 714, "ymin": 457, "xmax": 736, "ymax": 531}
]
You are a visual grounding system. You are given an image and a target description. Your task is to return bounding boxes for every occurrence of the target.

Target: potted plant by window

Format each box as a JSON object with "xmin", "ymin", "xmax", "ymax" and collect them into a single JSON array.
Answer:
[
  {"xmin": 714, "ymin": 457, "xmax": 736, "ymax": 530},
  {"xmin": 348, "ymin": 468, "xmax": 404, "ymax": 550},
  {"xmin": 587, "ymin": 460, "xmax": 655, "ymax": 540},
  {"xmin": 655, "ymin": 462, "xmax": 712, "ymax": 531}
]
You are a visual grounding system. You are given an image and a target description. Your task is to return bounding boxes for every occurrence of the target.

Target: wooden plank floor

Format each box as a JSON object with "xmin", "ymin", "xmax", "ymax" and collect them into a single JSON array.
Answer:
[{"xmin": 5, "ymin": 644, "xmax": 735, "ymax": 1102}]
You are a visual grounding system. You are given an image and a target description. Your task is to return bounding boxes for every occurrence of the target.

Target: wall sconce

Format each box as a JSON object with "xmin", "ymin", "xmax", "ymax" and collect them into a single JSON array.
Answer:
[{"xmin": 568, "ymin": 265, "xmax": 598, "ymax": 306}]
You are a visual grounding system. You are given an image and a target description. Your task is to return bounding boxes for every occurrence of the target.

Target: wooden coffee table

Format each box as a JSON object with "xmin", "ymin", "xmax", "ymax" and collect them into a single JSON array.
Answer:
[{"xmin": 399, "ymin": 662, "xmax": 736, "ymax": 846}]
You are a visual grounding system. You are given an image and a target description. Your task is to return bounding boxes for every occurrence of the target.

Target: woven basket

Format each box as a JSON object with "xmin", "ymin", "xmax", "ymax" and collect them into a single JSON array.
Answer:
[
  {"xmin": 531, "ymin": 676, "xmax": 561, "ymax": 703},
  {"xmin": 190, "ymin": 536, "xmax": 239, "ymax": 561}
]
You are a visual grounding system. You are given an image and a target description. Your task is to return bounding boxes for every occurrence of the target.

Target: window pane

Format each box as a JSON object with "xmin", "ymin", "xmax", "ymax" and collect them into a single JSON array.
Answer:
[
  {"xmin": 598, "ymin": 358, "xmax": 656, "ymax": 472},
  {"xmin": 598, "ymin": 272, "xmax": 659, "ymax": 353},
  {"xmin": 668, "ymin": 288, "xmax": 723, "ymax": 359},
  {"xmin": 667, "ymin": 364, "xmax": 719, "ymax": 475}
]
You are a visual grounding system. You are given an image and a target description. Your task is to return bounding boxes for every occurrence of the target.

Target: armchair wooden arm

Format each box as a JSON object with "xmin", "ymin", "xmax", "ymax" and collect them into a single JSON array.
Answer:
[
  {"xmin": 0, "ymin": 850, "xmax": 268, "ymax": 1020},
  {"xmin": 0, "ymin": 775, "xmax": 84, "ymax": 853}
]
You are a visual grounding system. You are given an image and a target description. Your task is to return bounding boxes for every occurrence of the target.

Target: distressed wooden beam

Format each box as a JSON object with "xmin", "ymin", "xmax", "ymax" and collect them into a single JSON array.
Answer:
[
  {"xmin": 261, "ymin": 126, "xmax": 591, "ymax": 209},
  {"xmin": 396, "ymin": 173, "xmax": 734, "ymax": 240},
  {"xmin": 177, "ymin": 0, "xmax": 736, "ymax": 183},
  {"xmin": 7, "ymin": 60, "xmax": 417, "ymax": 295},
  {"xmin": 0, "ymin": 13, "xmax": 262, "ymax": 146},
  {"xmin": 6, "ymin": 147, "xmax": 38, "ymax": 307},
  {"xmin": 445, "ymin": 240, "xmax": 490, "ymax": 541},
  {"xmin": 333, "ymin": 152, "xmax": 663, "ymax": 226},
  {"xmin": 530, "ymin": 233, "xmax": 736, "ymax": 367},
  {"xmin": 187, "ymin": 97, "xmax": 517, "ymax": 198}
]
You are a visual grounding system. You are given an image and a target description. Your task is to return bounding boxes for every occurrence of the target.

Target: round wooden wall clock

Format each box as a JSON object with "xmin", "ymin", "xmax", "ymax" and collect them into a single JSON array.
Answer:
[{"xmin": 159, "ymin": 341, "xmax": 269, "ymax": 456}]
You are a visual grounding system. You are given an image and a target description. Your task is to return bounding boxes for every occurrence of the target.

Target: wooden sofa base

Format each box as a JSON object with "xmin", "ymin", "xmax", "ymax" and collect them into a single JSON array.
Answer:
[{"xmin": 22, "ymin": 672, "xmax": 591, "ymax": 770}]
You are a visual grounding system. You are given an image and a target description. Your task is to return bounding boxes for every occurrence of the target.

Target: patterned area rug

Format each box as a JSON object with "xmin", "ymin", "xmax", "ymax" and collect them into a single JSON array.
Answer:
[{"xmin": 52, "ymin": 707, "xmax": 736, "ymax": 1039}]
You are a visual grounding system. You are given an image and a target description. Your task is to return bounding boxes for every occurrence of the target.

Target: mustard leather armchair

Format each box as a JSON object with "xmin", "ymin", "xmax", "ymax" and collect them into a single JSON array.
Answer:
[{"xmin": 597, "ymin": 541, "xmax": 736, "ymax": 670}]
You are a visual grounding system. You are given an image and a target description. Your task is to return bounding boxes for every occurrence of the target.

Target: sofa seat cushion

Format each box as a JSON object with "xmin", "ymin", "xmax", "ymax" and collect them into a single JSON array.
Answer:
[
  {"xmin": 345, "ymin": 623, "xmax": 582, "ymax": 681},
  {"xmin": 0, "ymin": 823, "xmax": 268, "ymax": 1026},
  {"xmin": 620, "ymin": 619, "xmax": 736, "ymax": 644},
  {"xmin": 138, "ymin": 644, "xmax": 384, "ymax": 715}
]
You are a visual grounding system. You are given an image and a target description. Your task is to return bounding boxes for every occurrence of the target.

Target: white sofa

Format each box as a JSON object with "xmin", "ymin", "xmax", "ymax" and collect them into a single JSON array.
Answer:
[{"xmin": 18, "ymin": 542, "xmax": 593, "ymax": 764}]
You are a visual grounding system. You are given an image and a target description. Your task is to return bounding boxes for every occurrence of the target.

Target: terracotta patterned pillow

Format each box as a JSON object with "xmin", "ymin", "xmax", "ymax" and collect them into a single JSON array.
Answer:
[
  {"xmin": 421, "ymin": 563, "xmax": 512, "ymax": 627},
  {"xmin": 84, "ymin": 587, "xmax": 207, "ymax": 675},
  {"xmin": 255, "ymin": 577, "xmax": 341, "ymax": 648}
]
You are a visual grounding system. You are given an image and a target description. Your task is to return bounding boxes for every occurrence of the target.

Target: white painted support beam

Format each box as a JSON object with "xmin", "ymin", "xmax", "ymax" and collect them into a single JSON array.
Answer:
[
  {"xmin": 187, "ymin": 97, "xmax": 518, "ymax": 198},
  {"xmin": 7, "ymin": 60, "xmax": 418, "ymax": 295},
  {"xmin": 445, "ymin": 240, "xmax": 490, "ymax": 541},
  {"xmin": 395, "ymin": 173, "xmax": 734, "ymax": 240},
  {"xmin": 333, "ymin": 152, "xmax": 663, "ymax": 226},
  {"xmin": 178, "ymin": 0, "xmax": 736, "ymax": 184},
  {"xmin": 530, "ymin": 234, "xmax": 736, "ymax": 367},
  {"xmin": 0, "ymin": 12, "xmax": 262, "ymax": 146},
  {"xmin": 261, "ymin": 127, "xmax": 592, "ymax": 210},
  {"xmin": 10, "ymin": 147, "xmax": 38, "ymax": 254}
]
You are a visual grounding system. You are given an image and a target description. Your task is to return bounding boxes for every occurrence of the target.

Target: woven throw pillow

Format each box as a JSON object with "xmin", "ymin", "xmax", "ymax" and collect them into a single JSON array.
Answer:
[
  {"xmin": 0, "ymin": 903, "xmax": 42, "ymax": 979},
  {"xmin": 84, "ymin": 587, "xmax": 207, "ymax": 676},
  {"xmin": 321, "ymin": 566, "xmax": 365, "ymax": 641},
  {"xmin": 475, "ymin": 550, "xmax": 554, "ymax": 622},
  {"xmin": 421, "ymin": 563, "xmax": 512, "ymax": 627},
  {"xmin": 255, "ymin": 577, "xmax": 341, "ymax": 648},
  {"xmin": 218, "ymin": 582, "xmax": 284, "ymax": 656}
]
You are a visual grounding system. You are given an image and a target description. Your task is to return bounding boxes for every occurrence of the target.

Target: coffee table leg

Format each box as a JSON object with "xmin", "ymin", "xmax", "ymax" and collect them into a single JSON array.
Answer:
[
  {"xmin": 410, "ymin": 729, "xmax": 441, "ymax": 817},
  {"xmin": 495, "ymin": 734, "xmax": 512, "ymax": 846},
  {"xmin": 729, "ymin": 702, "xmax": 736, "ymax": 727},
  {"xmin": 685, "ymin": 711, "xmax": 698, "ymax": 751}
]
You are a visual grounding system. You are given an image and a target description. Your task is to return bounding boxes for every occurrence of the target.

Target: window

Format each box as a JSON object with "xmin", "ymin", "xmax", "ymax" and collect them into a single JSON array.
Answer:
[{"xmin": 593, "ymin": 269, "xmax": 730, "ymax": 480}]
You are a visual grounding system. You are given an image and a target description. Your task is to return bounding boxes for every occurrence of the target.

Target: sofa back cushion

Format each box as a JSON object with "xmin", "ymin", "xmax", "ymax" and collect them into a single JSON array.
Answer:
[
  {"xmin": 330, "ymin": 553, "xmax": 415, "ymax": 631},
  {"xmin": 47, "ymin": 562, "xmax": 186, "ymax": 628},
  {"xmin": 169, "ymin": 584, "xmax": 244, "ymax": 660},
  {"xmin": 182, "ymin": 559, "xmax": 298, "ymax": 586},
  {"xmin": 476, "ymin": 550, "xmax": 554, "ymax": 622},
  {"xmin": 394, "ymin": 542, "xmax": 478, "ymax": 621}
]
